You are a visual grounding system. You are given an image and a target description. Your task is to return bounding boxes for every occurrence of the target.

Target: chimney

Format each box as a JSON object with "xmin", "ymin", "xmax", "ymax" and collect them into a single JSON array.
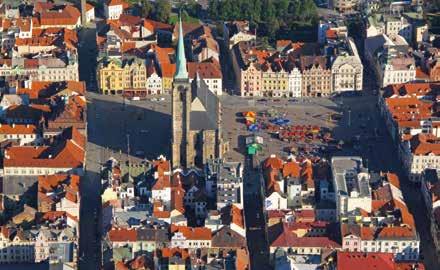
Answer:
[{"xmin": 12, "ymin": 123, "xmax": 15, "ymax": 128}]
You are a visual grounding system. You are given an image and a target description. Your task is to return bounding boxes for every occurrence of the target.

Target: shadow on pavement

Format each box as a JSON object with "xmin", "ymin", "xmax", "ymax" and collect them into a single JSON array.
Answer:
[{"xmin": 87, "ymin": 98, "xmax": 172, "ymax": 160}]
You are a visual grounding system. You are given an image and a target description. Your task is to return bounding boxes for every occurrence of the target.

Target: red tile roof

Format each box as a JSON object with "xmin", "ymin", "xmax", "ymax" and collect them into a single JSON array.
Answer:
[
  {"xmin": 115, "ymin": 261, "xmax": 129, "ymax": 270},
  {"xmin": 17, "ymin": 81, "xmax": 85, "ymax": 99},
  {"xmin": 38, "ymin": 174, "xmax": 69, "ymax": 194},
  {"xmin": 107, "ymin": 0, "xmax": 130, "ymax": 8},
  {"xmin": 187, "ymin": 58, "xmax": 222, "ymax": 79},
  {"xmin": 264, "ymin": 155, "xmax": 284, "ymax": 170},
  {"xmin": 144, "ymin": 19, "xmax": 173, "ymax": 33},
  {"xmin": 271, "ymin": 223, "xmax": 340, "ymax": 248},
  {"xmin": 326, "ymin": 29, "xmax": 338, "ymax": 39},
  {"xmin": 416, "ymin": 67, "xmax": 430, "ymax": 80},
  {"xmin": 161, "ymin": 247, "xmax": 190, "ymax": 259},
  {"xmin": 40, "ymin": 211, "xmax": 66, "ymax": 222},
  {"xmin": 0, "ymin": 124, "xmax": 37, "ymax": 135},
  {"xmin": 410, "ymin": 133, "xmax": 440, "ymax": 155},
  {"xmin": 154, "ymin": 46, "xmax": 175, "ymax": 65},
  {"xmin": 395, "ymin": 263, "xmax": 425, "ymax": 270},
  {"xmin": 171, "ymin": 225, "xmax": 212, "ymax": 240},
  {"xmin": 108, "ymin": 228, "xmax": 137, "ymax": 242},
  {"xmin": 337, "ymin": 252, "xmax": 395, "ymax": 270},
  {"xmin": 39, "ymin": 5, "xmax": 81, "ymax": 27},
  {"xmin": 4, "ymin": 129, "xmax": 85, "ymax": 169},
  {"xmin": 152, "ymin": 159, "xmax": 171, "ymax": 190},
  {"xmin": 383, "ymin": 82, "xmax": 440, "ymax": 98},
  {"xmin": 161, "ymin": 63, "xmax": 176, "ymax": 78},
  {"xmin": 282, "ymin": 160, "xmax": 301, "ymax": 178},
  {"xmin": 377, "ymin": 226, "xmax": 416, "ymax": 239},
  {"xmin": 232, "ymin": 205, "xmax": 245, "ymax": 229},
  {"xmin": 17, "ymin": 18, "xmax": 31, "ymax": 32}
]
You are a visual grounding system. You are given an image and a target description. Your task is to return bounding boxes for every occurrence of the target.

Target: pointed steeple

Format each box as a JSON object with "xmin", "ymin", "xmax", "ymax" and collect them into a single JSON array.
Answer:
[{"xmin": 174, "ymin": 14, "xmax": 188, "ymax": 80}]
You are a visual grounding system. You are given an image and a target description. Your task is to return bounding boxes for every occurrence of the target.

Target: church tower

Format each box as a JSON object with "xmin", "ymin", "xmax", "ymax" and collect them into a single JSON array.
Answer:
[{"xmin": 171, "ymin": 16, "xmax": 192, "ymax": 169}]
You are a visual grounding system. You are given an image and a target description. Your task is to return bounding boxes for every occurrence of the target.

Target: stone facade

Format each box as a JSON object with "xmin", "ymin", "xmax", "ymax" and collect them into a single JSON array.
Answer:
[
  {"xmin": 97, "ymin": 57, "xmax": 148, "ymax": 95},
  {"xmin": 301, "ymin": 56, "xmax": 332, "ymax": 97},
  {"xmin": 171, "ymin": 19, "xmax": 225, "ymax": 169},
  {"xmin": 171, "ymin": 79, "xmax": 192, "ymax": 168}
]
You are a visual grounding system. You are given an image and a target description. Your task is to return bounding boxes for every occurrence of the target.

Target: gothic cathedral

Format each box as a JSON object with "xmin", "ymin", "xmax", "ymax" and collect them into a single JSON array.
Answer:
[{"xmin": 171, "ymin": 16, "xmax": 226, "ymax": 169}]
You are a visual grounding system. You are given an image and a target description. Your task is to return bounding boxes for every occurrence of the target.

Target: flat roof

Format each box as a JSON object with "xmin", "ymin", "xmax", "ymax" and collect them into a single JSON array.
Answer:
[{"xmin": 331, "ymin": 156, "xmax": 370, "ymax": 197}]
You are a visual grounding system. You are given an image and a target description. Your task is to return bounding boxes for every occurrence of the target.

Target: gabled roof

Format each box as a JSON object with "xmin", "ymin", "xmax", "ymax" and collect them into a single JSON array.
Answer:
[
  {"xmin": 269, "ymin": 222, "xmax": 340, "ymax": 248},
  {"xmin": 171, "ymin": 225, "xmax": 212, "ymax": 240},
  {"xmin": 410, "ymin": 133, "xmax": 440, "ymax": 155},
  {"xmin": 107, "ymin": 0, "xmax": 130, "ymax": 8},
  {"xmin": 0, "ymin": 124, "xmax": 37, "ymax": 135},
  {"xmin": 38, "ymin": 5, "xmax": 81, "ymax": 27},
  {"xmin": 187, "ymin": 58, "xmax": 222, "ymax": 79},
  {"xmin": 337, "ymin": 252, "xmax": 395, "ymax": 270},
  {"xmin": 231, "ymin": 205, "xmax": 245, "ymax": 229},
  {"xmin": 108, "ymin": 227, "xmax": 137, "ymax": 242},
  {"xmin": 17, "ymin": 81, "xmax": 85, "ymax": 99},
  {"xmin": 4, "ymin": 128, "xmax": 85, "ymax": 169},
  {"xmin": 160, "ymin": 247, "xmax": 190, "ymax": 259},
  {"xmin": 211, "ymin": 226, "xmax": 246, "ymax": 248},
  {"xmin": 144, "ymin": 19, "xmax": 173, "ymax": 33},
  {"xmin": 264, "ymin": 155, "xmax": 284, "ymax": 170}
]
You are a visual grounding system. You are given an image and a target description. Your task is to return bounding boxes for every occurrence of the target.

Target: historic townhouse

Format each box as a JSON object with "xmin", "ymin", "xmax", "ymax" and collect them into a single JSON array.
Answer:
[
  {"xmin": 379, "ymin": 82, "xmax": 440, "ymax": 182},
  {"xmin": 0, "ymin": 227, "xmax": 35, "ymax": 264},
  {"xmin": 261, "ymin": 61, "xmax": 289, "ymax": 97},
  {"xmin": 0, "ymin": 56, "xmax": 79, "ymax": 82},
  {"xmin": 104, "ymin": 0, "xmax": 129, "ymax": 20},
  {"xmin": 286, "ymin": 63, "xmax": 302, "ymax": 97},
  {"xmin": 0, "ymin": 124, "xmax": 39, "ymax": 145},
  {"xmin": 300, "ymin": 56, "xmax": 332, "ymax": 97},
  {"xmin": 97, "ymin": 57, "xmax": 147, "ymax": 95},
  {"xmin": 365, "ymin": 34, "xmax": 415, "ymax": 88},
  {"xmin": 331, "ymin": 38, "xmax": 363, "ymax": 92}
]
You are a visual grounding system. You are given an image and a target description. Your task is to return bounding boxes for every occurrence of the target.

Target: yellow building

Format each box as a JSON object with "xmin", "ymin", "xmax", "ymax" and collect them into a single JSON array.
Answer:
[
  {"xmin": 123, "ymin": 58, "xmax": 147, "ymax": 90},
  {"xmin": 160, "ymin": 63, "xmax": 176, "ymax": 94},
  {"xmin": 261, "ymin": 65, "xmax": 289, "ymax": 97},
  {"xmin": 97, "ymin": 59, "xmax": 124, "ymax": 95},
  {"xmin": 97, "ymin": 57, "xmax": 148, "ymax": 95}
]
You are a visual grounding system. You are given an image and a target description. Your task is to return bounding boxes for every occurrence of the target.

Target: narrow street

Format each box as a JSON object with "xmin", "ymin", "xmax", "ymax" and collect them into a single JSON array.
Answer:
[
  {"xmin": 243, "ymin": 155, "xmax": 270, "ymax": 270},
  {"xmin": 78, "ymin": 26, "xmax": 102, "ymax": 270}
]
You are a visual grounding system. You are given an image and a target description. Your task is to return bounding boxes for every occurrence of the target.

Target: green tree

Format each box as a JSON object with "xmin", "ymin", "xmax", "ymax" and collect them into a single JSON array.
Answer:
[
  {"xmin": 154, "ymin": 0, "xmax": 171, "ymax": 23},
  {"xmin": 207, "ymin": 0, "xmax": 318, "ymax": 43},
  {"xmin": 274, "ymin": 0, "xmax": 289, "ymax": 19},
  {"xmin": 208, "ymin": 0, "xmax": 219, "ymax": 19},
  {"xmin": 140, "ymin": 0, "xmax": 154, "ymax": 17},
  {"xmin": 185, "ymin": 0, "xmax": 201, "ymax": 17}
]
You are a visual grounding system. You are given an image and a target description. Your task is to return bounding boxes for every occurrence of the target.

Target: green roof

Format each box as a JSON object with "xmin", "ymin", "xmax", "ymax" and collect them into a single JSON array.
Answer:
[{"xmin": 174, "ymin": 15, "xmax": 188, "ymax": 80}]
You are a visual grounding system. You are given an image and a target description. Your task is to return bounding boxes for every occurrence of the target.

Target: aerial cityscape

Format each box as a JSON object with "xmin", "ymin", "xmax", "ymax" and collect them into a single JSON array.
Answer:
[{"xmin": 0, "ymin": 0, "xmax": 438, "ymax": 269}]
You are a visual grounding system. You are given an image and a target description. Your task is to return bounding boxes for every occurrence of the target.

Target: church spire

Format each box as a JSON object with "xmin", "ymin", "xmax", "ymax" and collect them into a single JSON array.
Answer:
[{"xmin": 174, "ymin": 14, "xmax": 188, "ymax": 80}]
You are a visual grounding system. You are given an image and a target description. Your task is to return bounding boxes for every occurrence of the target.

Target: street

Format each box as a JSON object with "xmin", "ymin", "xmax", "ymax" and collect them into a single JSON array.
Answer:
[
  {"xmin": 243, "ymin": 155, "xmax": 270, "ymax": 269},
  {"xmin": 78, "ymin": 26, "xmax": 101, "ymax": 270}
]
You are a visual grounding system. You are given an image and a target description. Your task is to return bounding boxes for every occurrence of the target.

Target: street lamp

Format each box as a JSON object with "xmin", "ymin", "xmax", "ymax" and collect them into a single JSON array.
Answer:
[{"xmin": 348, "ymin": 109, "xmax": 351, "ymax": 127}]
